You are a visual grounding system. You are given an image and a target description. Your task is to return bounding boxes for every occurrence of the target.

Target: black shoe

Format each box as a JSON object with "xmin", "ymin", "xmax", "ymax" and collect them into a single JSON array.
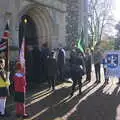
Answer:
[
  {"xmin": 16, "ymin": 114, "xmax": 22, "ymax": 118},
  {"xmin": 105, "ymin": 81, "xmax": 108, "ymax": 84},
  {"xmin": 0, "ymin": 114, "xmax": 4, "ymax": 117},
  {"xmin": 49, "ymin": 87, "xmax": 51, "ymax": 90},
  {"xmin": 52, "ymin": 88, "xmax": 55, "ymax": 92},
  {"xmin": 86, "ymin": 79, "xmax": 90, "ymax": 82},
  {"xmin": 95, "ymin": 81, "xmax": 100, "ymax": 83},
  {"xmin": 117, "ymin": 82, "xmax": 120, "ymax": 85},
  {"xmin": 70, "ymin": 92, "xmax": 74, "ymax": 97},
  {"xmin": 0, "ymin": 113, "xmax": 10, "ymax": 117},
  {"xmin": 22, "ymin": 114, "xmax": 29, "ymax": 118},
  {"xmin": 79, "ymin": 91, "xmax": 82, "ymax": 95}
]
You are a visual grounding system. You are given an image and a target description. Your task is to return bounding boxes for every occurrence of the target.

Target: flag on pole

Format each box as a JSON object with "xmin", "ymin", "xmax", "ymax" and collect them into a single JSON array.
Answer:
[
  {"xmin": 0, "ymin": 22, "xmax": 9, "ymax": 52},
  {"xmin": 0, "ymin": 21, "xmax": 10, "ymax": 71},
  {"xmin": 77, "ymin": 28, "xmax": 85, "ymax": 53},
  {"xmin": 77, "ymin": 39, "xmax": 84, "ymax": 53},
  {"xmin": 19, "ymin": 37, "xmax": 25, "ymax": 72}
]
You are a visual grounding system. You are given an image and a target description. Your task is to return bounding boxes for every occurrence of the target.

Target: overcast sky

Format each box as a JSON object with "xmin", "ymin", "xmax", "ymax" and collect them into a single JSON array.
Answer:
[
  {"xmin": 106, "ymin": 0, "xmax": 120, "ymax": 36},
  {"xmin": 113, "ymin": 0, "xmax": 120, "ymax": 21}
]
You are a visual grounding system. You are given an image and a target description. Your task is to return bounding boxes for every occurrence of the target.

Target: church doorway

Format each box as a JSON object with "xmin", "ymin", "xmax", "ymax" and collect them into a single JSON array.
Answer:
[
  {"xmin": 19, "ymin": 15, "xmax": 41, "ymax": 83},
  {"xmin": 19, "ymin": 15, "xmax": 38, "ymax": 46}
]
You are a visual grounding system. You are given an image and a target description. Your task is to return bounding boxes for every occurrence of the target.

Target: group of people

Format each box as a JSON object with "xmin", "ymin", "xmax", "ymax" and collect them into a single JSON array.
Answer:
[
  {"xmin": 0, "ymin": 42, "xmax": 66, "ymax": 118},
  {"xmin": 0, "ymin": 58, "xmax": 29, "ymax": 118},
  {"xmin": 39, "ymin": 44, "xmax": 98, "ymax": 97},
  {"xmin": 39, "ymin": 43, "xmax": 66, "ymax": 91},
  {"xmin": 0, "ymin": 42, "xmax": 113, "ymax": 118}
]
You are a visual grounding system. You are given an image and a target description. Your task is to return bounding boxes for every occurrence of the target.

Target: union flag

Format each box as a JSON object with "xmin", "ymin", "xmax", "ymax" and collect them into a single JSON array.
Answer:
[{"xmin": 0, "ymin": 22, "xmax": 9, "ymax": 52}]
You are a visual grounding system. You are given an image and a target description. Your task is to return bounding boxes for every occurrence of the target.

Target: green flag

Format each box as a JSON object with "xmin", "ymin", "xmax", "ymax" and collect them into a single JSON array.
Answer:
[{"xmin": 77, "ymin": 29, "xmax": 85, "ymax": 53}]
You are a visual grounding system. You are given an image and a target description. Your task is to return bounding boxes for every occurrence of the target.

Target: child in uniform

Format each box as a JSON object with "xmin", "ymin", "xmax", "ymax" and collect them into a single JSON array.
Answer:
[
  {"xmin": 13, "ymin": 62, "xmax": 28, "ymax": 118},
  {"xmin": 0, "ymin": 58, "xmax": 10, "ymax": 117}
]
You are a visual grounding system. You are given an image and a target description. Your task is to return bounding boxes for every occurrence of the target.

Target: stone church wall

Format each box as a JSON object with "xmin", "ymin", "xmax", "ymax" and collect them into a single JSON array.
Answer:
[{"xmin": 0, "ymin": 0, "xmax": 66, "ymax": 60}]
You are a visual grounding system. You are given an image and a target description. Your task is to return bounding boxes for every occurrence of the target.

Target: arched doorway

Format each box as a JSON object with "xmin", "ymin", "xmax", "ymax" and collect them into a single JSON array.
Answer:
[
  {"xmin": 19, "ymin": 15, "xmax": 41, "ymax": 83},
  {"xmin": 19, "ymin": 15, "xmax": 38, "ymax": 46},
  {"xmin": 18, "ymin": 5, "xmax": 54, "ymax": 48},
  {"xmin": 18, "ymin": 5, "xmax": 54, "ymax": 84}
]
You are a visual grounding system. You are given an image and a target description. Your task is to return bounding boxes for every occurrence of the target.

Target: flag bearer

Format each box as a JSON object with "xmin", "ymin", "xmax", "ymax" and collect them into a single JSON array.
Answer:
[{"xmin": 13, "ymin": 62, "xmax": 28, "ymax": 118}]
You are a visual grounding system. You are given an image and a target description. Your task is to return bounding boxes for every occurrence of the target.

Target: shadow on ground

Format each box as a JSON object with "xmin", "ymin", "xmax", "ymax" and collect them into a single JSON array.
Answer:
[
  {"xmin": 67, "ymin": 82, "xmax": 120, "ymax": 120},
  {"xmin": 3, "ymin": 79, "xmax": 120, "ymax": 120},
  {"xmin": 3, "ymin": 80, "xmax": 97, "ymax": 120}
]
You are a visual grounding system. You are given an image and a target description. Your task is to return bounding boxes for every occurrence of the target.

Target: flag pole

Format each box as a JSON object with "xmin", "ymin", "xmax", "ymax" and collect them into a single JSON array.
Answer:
[
  {"xmin": 23, "ymin": 18, "xmax": 27, "ymax": 66},
  {"xmin": 3, "ymin": 20, "xmax": 10, "ymax": 81},
  {"xmin": 4, "ymin": 12, "xmax": 11, "ymax": 72},
  {"xmin": 6, "ymin": 20, "xmax": 9, "ymax": 72},
  {"xmin": 3, "ymin": 20, "xmax": 10, "ymax": 73},
  {"xmin": 24, "ymin": 18, "xmax": 27, "ymax": 41}
]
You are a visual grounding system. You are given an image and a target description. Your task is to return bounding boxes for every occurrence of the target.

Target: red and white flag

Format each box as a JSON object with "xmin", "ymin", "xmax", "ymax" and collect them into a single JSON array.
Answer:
[
  {"xmin": 0, "ymin": 22, "xmax": 9, "ymax": 52},
  {"xmin": 19, "ymin": 37, "xmax": 25, "ymax": 72}
]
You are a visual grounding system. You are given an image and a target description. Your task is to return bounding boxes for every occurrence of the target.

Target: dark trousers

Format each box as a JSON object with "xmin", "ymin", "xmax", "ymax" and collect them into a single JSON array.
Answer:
[
  {"xmin": 104, "ymin": 67, "xmax": 109, "ymax": 82},
  {"xmin": 48, "ymin": 76, "xmax": 55, "ymax": 90},
  {"xmin": 71, "ymin": 79, "xmax": 82, "ymax": 95},
  {"xmin": 94, "ymin": 63, "xmax": 101, "ymax": 82},
  {"xmin": 86, "ymin": 70, "xmax": 91, "ymax": 81},
  {"xmin": 41, "ymin": 61, "xmax": 48, "ymax": 82},
  {"xmin": 58, "ymin": 65, "xmax": 64, "ymax": 81}
]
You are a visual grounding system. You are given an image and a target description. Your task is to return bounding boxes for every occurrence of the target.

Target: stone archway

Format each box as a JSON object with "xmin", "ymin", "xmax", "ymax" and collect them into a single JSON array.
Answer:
[
  {"xmin": 19, "ymin": 15, "xmax": 38, "ymax": 47},
  {"xmin": 19, "ymin": 14, "xmax": 39, "ymax": 83},
  {"xmin": 18, "ymin": 5, "xmax": 54, "ymax": 83},
  {"xmin": 19, "ymin": 4, "xmax": 54, "ymax": 48}
]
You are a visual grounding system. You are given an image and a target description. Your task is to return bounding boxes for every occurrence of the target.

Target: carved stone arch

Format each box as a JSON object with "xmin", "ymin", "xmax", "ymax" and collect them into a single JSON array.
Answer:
[
  {"xmin": 17, "ymin": 3, "xmax": 55, "ymax": 83},
  {"xmin": 18, "ymin": 4, "xmax": 54, "ymax": 48}
]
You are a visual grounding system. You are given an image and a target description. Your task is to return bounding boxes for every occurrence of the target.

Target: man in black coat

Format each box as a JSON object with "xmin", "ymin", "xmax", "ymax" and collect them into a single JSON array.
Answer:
[
  {"xmin": 47, "ymin": 51, "xmax": 57, "ymax": 90},
  {"xmin": 40, "ymin": 42, "xmax": 50, "ymax": 82},
  {"xmin": 93, "ymin": 49, "xmax": 102, "ymax": 83},
  {"xmin": 57, "ymin": 48, "xmax": 65, "ymax": 81},
  {"xmin": 70, "ymin": 49, "xmax": 86, "ymax": 96},
  {"xmin": 31, "ymin": 46, "xmax": 41, "ymax": 83}
]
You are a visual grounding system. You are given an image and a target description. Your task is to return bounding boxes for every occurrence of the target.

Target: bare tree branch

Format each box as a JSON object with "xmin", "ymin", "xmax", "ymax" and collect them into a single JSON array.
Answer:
[{"xmin": 88, "ymin": 0, "xmax": 114, "ymax": 47}]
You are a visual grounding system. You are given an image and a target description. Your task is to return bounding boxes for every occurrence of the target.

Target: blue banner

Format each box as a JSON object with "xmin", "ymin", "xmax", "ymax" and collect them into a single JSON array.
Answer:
[{"xmin": 104, "ymin": 51, "xmax": 120, "ymax": 77}]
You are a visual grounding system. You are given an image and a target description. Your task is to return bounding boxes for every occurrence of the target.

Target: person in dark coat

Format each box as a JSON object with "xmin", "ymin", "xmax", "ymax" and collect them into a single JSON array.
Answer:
[
  {"xmin": 13, "ymin": 62, "xmax": 28, "ymax": 118},
  {"xmin": 93, "ymin": 49, "xmax": 102, "ymax": 83},
  {"xmin": 103, "ymin": 55, "xmax": 109, "ymax": 84},
  {"xmin": 70, "ymin": 49, "xmax": 86, "ymax": 96},
  {"xmin": 31, "ymin": 46, "xmax": 41, "ymax": 83},
  {"xmin": 47, "ymin": 51, "xmax": 57, "ymax": 90},
  {"xmin": 40, "ymin": 42, "xmax": 50, "ymax": 82},
  {"xmin": 57, "ymin": 48, "xmax": 66, "ymax": 81},
  {"xmin": 85, "ymin": 48, "xmax": 92, "ymax": 82}
]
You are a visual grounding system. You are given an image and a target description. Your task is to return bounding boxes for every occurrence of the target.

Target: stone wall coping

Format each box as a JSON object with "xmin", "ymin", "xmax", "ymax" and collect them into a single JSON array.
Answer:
[{"xmin": 25, "ymin": 0, "xmax": 66, "ymax": 13}]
